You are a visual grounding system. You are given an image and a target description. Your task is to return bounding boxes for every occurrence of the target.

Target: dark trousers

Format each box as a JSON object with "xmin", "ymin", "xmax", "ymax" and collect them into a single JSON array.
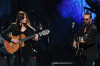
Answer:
[
  {"xmin": 13, "ymin": 48, "xmax": 32, "ymax": 66},
  {"xmin": 75, "ymin": 55, "xmax": 93, "ymax": 66},
  {"xmin": 81, "ymin": 55, "xmax": 93, "ymax": 66}
]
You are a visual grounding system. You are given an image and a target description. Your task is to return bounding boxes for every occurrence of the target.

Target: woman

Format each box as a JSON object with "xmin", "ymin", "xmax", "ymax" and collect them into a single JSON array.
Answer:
[{"xmin": 1, "ymin": 11, "xmax": 38, "ymax": 66}]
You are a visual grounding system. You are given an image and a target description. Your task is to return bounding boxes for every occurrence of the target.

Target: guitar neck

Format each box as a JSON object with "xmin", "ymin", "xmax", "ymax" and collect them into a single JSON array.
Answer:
[
  {"xmin": 21, "ymin": 29, "xmax": 50, "ymax": 42},
  {"xmin": 21, "ymin": 34, "xmax": 35, "ymax": 42}
]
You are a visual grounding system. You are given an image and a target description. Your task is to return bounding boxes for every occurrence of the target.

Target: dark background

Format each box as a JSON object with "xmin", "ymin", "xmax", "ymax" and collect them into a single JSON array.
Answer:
[{"xmin": 0, "ymin": 0, "xmax": 100, "ymax": 66}]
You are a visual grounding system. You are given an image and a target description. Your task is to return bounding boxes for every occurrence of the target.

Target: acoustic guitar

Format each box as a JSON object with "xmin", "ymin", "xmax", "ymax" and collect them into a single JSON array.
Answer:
[{"xmin": 4, "ymin": 30, "xmax": 50, "ymax": 54}]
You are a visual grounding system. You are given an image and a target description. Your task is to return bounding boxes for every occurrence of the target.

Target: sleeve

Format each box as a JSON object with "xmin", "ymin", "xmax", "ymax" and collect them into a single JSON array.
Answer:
[
  {"xmin": 84, "ymin": 25, "xmax": 97, "ymax": 45},
  {"xmin": 1, "ymin": 24, "xmax": 14, "ymax": 42}
]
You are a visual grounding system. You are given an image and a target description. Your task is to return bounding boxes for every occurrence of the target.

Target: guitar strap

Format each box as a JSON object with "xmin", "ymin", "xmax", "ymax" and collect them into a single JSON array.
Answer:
[
  {"xmin": 11, "ymin": 22, "xmax": 37, "ymax": 31},
  {"xmin": 27, "ymin": 24, "xmax": 37, "ymax": 31}
]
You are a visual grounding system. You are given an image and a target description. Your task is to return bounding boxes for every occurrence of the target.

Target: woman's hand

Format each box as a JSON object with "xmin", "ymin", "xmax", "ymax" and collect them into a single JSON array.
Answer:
[
  {"xmin": 34, "ymin": 34, "xmax": 38, "ymax": 41},
  {"xmin": 11, "ymin": 39, "xmax": 19, "ymax": 44}
]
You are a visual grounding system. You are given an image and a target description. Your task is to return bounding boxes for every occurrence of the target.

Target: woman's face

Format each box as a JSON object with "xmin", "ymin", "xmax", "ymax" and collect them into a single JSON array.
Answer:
[{"xmin": 21, "ymin": 15, "xmax": 27, "ymax": 24}]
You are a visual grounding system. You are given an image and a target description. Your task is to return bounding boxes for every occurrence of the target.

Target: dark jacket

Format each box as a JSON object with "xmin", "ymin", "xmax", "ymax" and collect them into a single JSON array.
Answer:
[
  {"xmin": 1, "ymin": 23, "xmax": 35, "ymax": 52},
  {"xmin": 74, "ymin": 23, "xmax": 97, "ymax": 61}
]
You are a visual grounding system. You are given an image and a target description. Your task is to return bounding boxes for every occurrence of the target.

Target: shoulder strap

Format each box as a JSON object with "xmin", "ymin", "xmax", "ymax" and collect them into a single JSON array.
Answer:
[
  {"xmin": 27, "ymin": 24, "xmax": 36, "ymax": 31},
  {"xmin": 12, "ymin": 22, "xmax": 17, "ymax": 24}
]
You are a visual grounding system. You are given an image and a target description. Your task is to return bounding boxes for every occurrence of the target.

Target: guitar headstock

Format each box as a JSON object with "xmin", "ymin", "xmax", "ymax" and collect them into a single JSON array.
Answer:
[{"xmin": 39, "ymin": 29, "xmax": 50, "ymax": 36}]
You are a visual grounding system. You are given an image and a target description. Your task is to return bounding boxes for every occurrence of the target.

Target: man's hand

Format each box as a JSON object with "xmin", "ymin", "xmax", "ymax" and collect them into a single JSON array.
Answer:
[
  {"xmin": 80, "ymin": 41, "xmax": 86, "ymax": 43},
  {"xmin": 73, "ymin": 41, "xmax": 76, "ymax": 48}
]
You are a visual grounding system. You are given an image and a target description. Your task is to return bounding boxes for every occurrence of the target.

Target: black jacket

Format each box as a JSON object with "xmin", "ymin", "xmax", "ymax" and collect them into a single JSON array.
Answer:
[
  {"xmin": 1, "ymin": 23, "xmax": 35, "ymax": 52},
  {"xmin": 74, "ymin": 23, "xmax": 97, "ymax": 61}
]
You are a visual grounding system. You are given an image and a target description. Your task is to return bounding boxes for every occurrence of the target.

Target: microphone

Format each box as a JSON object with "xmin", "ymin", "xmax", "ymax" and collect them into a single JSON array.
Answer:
[
  {"xmin": 17, "ymin": 19, "xmax": 22, "ymax": 32},
  {"xmin": 39, "ymin": 23, "xmax": 42, "ymax": 30},
  {"xmin": 17, "ymin": 19, "xmax": 22, "ymax": 26},
  {"xmin": 72, "ymin": 22, "xmax": 75, "ymax": 29},
  {"xmin": 72, "ymin": 22, "xmax": 75, "ymax": 33},
  {"xmin": 19, "ymin": 22, "xmax": 22, "ymax": 27}
]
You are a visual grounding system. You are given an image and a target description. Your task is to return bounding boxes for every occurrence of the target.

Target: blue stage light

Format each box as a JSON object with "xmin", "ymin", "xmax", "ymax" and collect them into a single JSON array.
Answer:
[{"xmin": 57, "ymin": 0, "xmax": 96, "ymax": 24}]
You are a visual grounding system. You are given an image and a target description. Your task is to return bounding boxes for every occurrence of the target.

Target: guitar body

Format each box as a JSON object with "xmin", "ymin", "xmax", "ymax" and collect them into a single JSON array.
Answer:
[
  {"xmin": 75, "ymin": 42, "xmax": 84, "ymax": 56},
  {"xmin": 3, "ymin": 29, "xmax": 50, "ymax": 54},
  {"xmin": 4, "ymin": 34, "xmax": 26, "ymax": 54}
]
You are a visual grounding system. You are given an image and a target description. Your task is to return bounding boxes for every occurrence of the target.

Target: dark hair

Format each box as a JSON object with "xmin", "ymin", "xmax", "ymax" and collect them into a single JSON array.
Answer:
[
  {"xmin": 16, "ymin": 11, "xmax": 30, "ymax": 26},
  {"xmin": 84, "ymin": 13, "xmax": 92, "ymax": 19},
  {"xmin": 16, "ymin": 13, "xmax": 24, "ymax": 21}
]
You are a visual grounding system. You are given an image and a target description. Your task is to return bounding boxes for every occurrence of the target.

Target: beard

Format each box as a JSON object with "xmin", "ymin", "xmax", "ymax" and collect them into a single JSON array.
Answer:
[{"xmin": 84, "ymin": 21, "xmax": 91, "ymax": 26}]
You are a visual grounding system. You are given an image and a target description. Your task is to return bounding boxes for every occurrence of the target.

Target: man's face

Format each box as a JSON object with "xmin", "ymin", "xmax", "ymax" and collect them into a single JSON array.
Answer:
[{"xmin": 83, "ymin": 15, "xmax": 92, "ymax": 26}]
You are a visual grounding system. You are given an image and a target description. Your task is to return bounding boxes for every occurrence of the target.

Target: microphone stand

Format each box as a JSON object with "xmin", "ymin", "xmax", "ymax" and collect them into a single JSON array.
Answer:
[
  {"xmin": 18, "ymin": 22, "xmax": 22, "ymax": 66},
  {"xmin": 33, "ymin": 21, "xmax": 38, "ymax": 66},
  {"xmin": 72, "ymin": 22, "xmax": 77, "ymax": 66}
]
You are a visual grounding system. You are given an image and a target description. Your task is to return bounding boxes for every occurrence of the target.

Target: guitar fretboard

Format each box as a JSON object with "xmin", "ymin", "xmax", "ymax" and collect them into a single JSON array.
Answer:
[
  {"xmin": 21, "ymin": 35, "xmax": 35, "ymax": 42},
  {"xmin": 21, "ymin": 29, "xmax": 50, "ymax": 42}
]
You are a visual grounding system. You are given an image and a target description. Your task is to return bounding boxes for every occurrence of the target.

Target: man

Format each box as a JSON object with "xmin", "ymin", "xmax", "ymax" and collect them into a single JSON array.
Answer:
[{"xmin": 73, "ymin": 13, "xmax": 97, "ymax": 66}]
